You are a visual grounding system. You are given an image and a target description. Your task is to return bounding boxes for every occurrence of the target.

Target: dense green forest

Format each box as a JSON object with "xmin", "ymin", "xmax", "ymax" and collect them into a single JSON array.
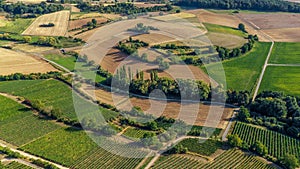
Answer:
[
  {"xmin": 0, "ymin": 1, "xmax": 63, "ymax": 16},
  {"xmin": 174, "ymin": 0, "xmax": 300, "ymax": 13}
]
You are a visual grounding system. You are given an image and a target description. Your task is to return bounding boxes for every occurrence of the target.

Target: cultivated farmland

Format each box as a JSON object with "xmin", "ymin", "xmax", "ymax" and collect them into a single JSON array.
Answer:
[
  {"xmin": 0, "ymin": 18, "xmax": 33, "ymax": 34},
  {"xmin": 269, "ymin": 42, "xmax": 300, "ymax": 64},
  {"xmin": 4, "ymin": 161, "xmax": 33, "ymax": 169},
  {"xmin": 232, "ymin": 122, "xmax": 300, "ymax": 160},
  {"xmin": 259, "ymin": 66, "xmax": 300, "ymax": 96},
  {"xmin": 0, "ymin": 48, "xmax": 56, "ymax": 75},
  {"xmin": 22, "ymin": 11, "xmax": 70, "ymax": 37},
  {"xmin": 69, "ymin": 17, "xmax": 108, "ymax": 30},
  {"xmin": 153, "ymin": 148, "xmax": 276, "ymax": 169}
]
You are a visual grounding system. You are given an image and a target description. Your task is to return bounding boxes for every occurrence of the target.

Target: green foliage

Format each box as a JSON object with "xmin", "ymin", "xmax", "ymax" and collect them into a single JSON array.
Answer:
[
  {"xmin": 227, "ymin": 134, "xmax": 243, "ymax": 147},
  {"xmin": 123, "ymin": 127, "xmax": 155, "ymax": 141},
  {"xmin": 0, "ymin": 146, "xmax": 23, "ymax": 159},
  {"xmin": 0, "ymin": 19, "xmax": 33, "ymax": 34},
  {"xmin": 128, "ymin": 23, "xmax": 159, "ymax": 34},
  {"xmin": 280, "ymin": 154, "xmax": 299, "ymax": 169},
  {"xmin": 3, "ymin": 161, "xmax": 33, "ymax": 169},
  {"xmin": 31, "ymin": 159, "xmax": 59, "ymax": 169},
  {"xmin": 203, "ymin": 22, "xmax": 246, "ymax": 37},
  {"xmin": 238, "ymin": 23, "xmax": 246, "ymax": 32},
  {"xmin": 251, "ymin": 97, "xmax": 287, "ymax": 118},
  {"xmin": 251, "ymin": 141, "xmax": 268, "ymax": 156},
  {"xmin": 232, "ymin": 122, "xmax": 300, "ymax": 160},
  {"xmin": 237, "ymin": 106, "xmax": 250, "ymax": 121}
]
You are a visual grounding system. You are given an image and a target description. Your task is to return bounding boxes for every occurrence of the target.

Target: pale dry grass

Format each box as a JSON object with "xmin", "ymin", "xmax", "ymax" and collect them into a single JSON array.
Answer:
[
  {"xmin": 132, "ymin": 33, "xmax": 176, "ymax": 45},
  {"xmin": 207, "ymin": 32, "xmax": 247, "ymax": 49},
  {"xmin": 0, "ymin": 48, "xmax": 57, "ymax": 75},
  {"xmin": 152, "ymin": 12, "xmax": 196, "ymax": 22},
  {"xmin": 71, "ymin": 13, "xmax": 121, "ymax": 20},
  {"xmin": 13, "ymin": 44, "xmax": 53, "ymax": 53},
  {"xmin": 22, "ymin": 11, "xmax": 70, "ymax": 37}
]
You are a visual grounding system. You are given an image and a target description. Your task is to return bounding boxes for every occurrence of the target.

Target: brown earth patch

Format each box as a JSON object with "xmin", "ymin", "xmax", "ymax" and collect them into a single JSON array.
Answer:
[{"xmin": 69, "ymin": 18, "xmax": 108, "ymax": 30}]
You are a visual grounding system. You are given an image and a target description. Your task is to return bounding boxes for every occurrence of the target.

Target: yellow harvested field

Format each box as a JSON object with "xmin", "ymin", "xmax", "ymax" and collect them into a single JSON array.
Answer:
[
  {"xmin": 207, "ymin": 32, "xmax": 247, "ymax": 49},
  {"xmin": 153, "ymin": 12, "xmax": 196, "ymax": 21},
  {"xmin": 263, "ymin": 28, "xmax": 300, "ymax": 42},
  {"xmin": 22, "ymin": 11, "xmax": 70, "ymax": 37},
  {"xmin": 0, "ymin": 48, "xmax": 57, "ymax": 75},
  {"xmin": 0, "ymin": 17, "xmax": 8, "ymax": 27},
  {"xmin": 71, "ymin": 13, "xmax": 121, "ymax": 20},
  {"xmin": 132, "ymin": 33, "xmax": 176, "ymax": 45}
]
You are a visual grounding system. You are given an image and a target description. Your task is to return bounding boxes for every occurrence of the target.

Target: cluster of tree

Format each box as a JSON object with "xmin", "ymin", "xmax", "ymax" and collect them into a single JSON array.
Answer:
[
  {"xmin": 117, "ymin": 37, "xmax": 149, "ymax": 55},
  {"xmin": 76, "ymin": 2, "xmax": 172, "ymax": 15},
  {"xmin": 106, "ymin": 67, "xmax": 211, "ymax": 100},
  {"xmin": 0, "ymin": 1, "xmax": 63, "ymax": 16},
  {"xmin": 127, "ymin": 23, "xmax": 159, "ymax": 34},
  {"xmin": 226, "ymin": 90, "xmax": 250, "ymax": 106},
  {"xmin": 216, "ymin": 35, "xmax": 257, "ymax": 60},
  {"xmin": 39, "ymin": 22, "xmax": 55, "ymax": 27},
  {"xmin": 237, "ymin": 91, "xmax": 300, "ymax": 139},
  {"xmin": 31, "ymin": 159, "xmax": 59, "ymax": 169},
  {"xmin": 173, "ymin": 0, "xmax": 300, "ymax": 13},
  {"xmin": 86, "ymin": 18, "xmax": 98, "ymax": 29},
  {"xmin": 80, "ymin": 117, "xmax": 118, "ymax": 136},
  {"xmin": 0, "ymin": 72, "xmax": 62, "ymax": 81},
  {"xmin": 0, "ymin": 146, "xmax": 23, "ymax": 159}
]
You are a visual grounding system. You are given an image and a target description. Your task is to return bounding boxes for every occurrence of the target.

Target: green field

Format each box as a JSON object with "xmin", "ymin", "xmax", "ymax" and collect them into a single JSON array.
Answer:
[
  {"xmin": 0, "ymin": 19, "xmax": 34, "ymax": 34},
  {"xmin": 204, "ymin": 42, "xmax": 271, "ymax": 93},
  {"xmin": 203, "ymin": 22, "xmax": 246, "ymax": 37},
  {"xmin": 259, "ymin": 66, "xmax": 300, "ymax": 96},
  {"xmin": 232, "ymin": 122, "xmax": 300, "ymax": 160},
  {"xmin": 20, "ymin": 127, "xmax": 98, "ymax": 166},
  {"xmin": 153, "ymin": 148, "xmax": 275, "ymax": 169},
  {"xmin": 0, "ymin": 95, "xmax": 31, "ymax": 125},
  {"xmin": 177, "ymin": 138, "xmax": 223, "ymax": 156},
  {"xmin": 269, "ymin": 42, "xmax": 300, "ymax": 64},
  {"xmin": 0, "ymin": 115, "xmax": 60, "ymax": 146},
  {"xmin": 44, "ymin": 54, "xmax": 106, "ymax": 83},
  {"xmin": 0, "ymin": 79, "xmax": 98, "ymax": 120},
  {"xmin": 123, "ymin": 127, "xmax": 155, "ymax": 141},
  {"xmin": 4, "ymin": 161, "xmax": 33, "ymax": 169}
]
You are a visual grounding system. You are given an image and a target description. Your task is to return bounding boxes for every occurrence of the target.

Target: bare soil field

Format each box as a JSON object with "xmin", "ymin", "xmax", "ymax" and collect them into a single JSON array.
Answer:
[
  {"xmin": 187, "ymin": 9, "xmax": 269, "ymax": 42},
  {"xmin": 132, "ymin": 33, "xmax": 176, "ymax": 45},
  {"xmin": 22, "ymin": 11, "xmax": 70, "ymax": 37},
  {"xmin": 84, "ymin": 85, "xmax": 233, "ymax": 129},
  {"xmin": 263, "ymin": 28, "xmax": 300, "ymax": 42},
  {"xmin": 0, "ymin": 48, "xmax": 57, "ymax": 75},
  {"xmin": 207, "ymin": 32, "xmax": 247, "ymax": 48},
  {"xmin": 238, "ymin": 13, "xmax": 300, "ymax": 29},
  {"xmin": 143, "ymin": 65, "xmax": 218, "ymax": 86},
  {"xmin": 133, "ymin": 2, "xmax": 165, "ymax": 8},
  {"xmin": 69, "ymin": 18, "xmax": 108, "ymax": 30}
]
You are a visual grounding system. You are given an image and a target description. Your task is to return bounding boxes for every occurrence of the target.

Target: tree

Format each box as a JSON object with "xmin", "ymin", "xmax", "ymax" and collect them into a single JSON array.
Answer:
[
  {"xmin": 92, "ymin": 18, "xmax": 97, "ymax": 26},
  {"xmin": 251, "ymin": 141, "xmax": 268, "ymax": 156},
  {"xmin": 227, "ymin": 134, "xmax": 243, "ymax": 147},
  {"xmin": 238, "ymin": 23, "xmax": 246, "ymax": 32},
  {"xmin": 237, "ymin": 106, "xmax": 250, "ymax": 121},
  {"xmin": 280, "ymin": 154, "xmax": 299, "ymax": 169},
  {"xmin": 23, "ymin": 36, "xmax": 31, "ymax": 43}
]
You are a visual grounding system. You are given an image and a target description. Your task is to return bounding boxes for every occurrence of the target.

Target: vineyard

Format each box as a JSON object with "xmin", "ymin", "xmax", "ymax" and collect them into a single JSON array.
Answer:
[
  {"xmin": 232, "ymin": 122, "xmax": 300, "ymax": 160},
  {"xmin": 0, "ymin": 115, "xmax": 60, "ymax": 146},
  {"xmin": 177, "ymin": 138, "xmax": 223, "ymax": 156},
  {"xmin": 4, "ymin": 161, "xmax": 33, "ymax": 169},
  {"xmin": 123, "ymin": 127, "xmax": 155, "ymax": 140},
  {"xmin": 153, "ymin": 149, "xmax": 276, "ymax": 169}
]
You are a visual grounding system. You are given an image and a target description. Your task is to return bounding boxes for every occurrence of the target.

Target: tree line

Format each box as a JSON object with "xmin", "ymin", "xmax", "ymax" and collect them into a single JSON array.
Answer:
[
  {"xmin": 174, "ymin": 0, "xmax": 300, "ymax": 13},
  {"xmin": 0, "ymin": 1, "xmax": 63, "ymax": 16}
]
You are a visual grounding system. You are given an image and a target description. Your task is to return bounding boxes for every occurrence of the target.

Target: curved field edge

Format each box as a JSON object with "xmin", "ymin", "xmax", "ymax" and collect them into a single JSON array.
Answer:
[{"xmin": 202, "ymin": 42, "xmax": 271, "ymax": 93}]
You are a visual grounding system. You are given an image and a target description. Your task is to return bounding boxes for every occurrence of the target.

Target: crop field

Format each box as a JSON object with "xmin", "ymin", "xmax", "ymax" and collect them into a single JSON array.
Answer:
[
  {"xmin": 269, "ymin": 42, "xmax": 300, "ymax": 64},
  {"xmin": 85, "ymin": 87, "xmax": 234, "ymax": 129},
  {"xmin": 132, "ymin": 33, "xmax": 176, "ymax": 46},
  {"xmin": 0, "ymin": 48, "xmax": 57, "ymax": 75},
  {"xmin": 12, "ymin": 44, "xmax": 53, "ymax": 53},
  {"xmin": 71, "ymin": 13, "xmax": 121, "ymax": 20},
  {"xmin": 206, "ymin": 32, "xmax": 247, "ymax": 49},
  {"xmin": 0, "ymin": 94, "xmax": 31, "ymax": 125},
  {"xmin": 178, "ymin": 138, "xmax": 223, "ymax": 156},
  {"xmin": 20, "ymin": 127, "xmax": 98, "ymax": 166},
  {"xmin": 259, "ymin": 66, "xmax": 300, "ymax": 96},
  {"xmin": 203, "ymin": 23, "xmax": 246, "ymax": 37},
  {"xmin": 0, "ymin": 18, "xmax": 33, "ymax": 34},
  {"xmin": 152, "ymin": 12, "xmax": 196, "ymax": 22},
  {"xmin": 4, "ymin": 161, "xmax": 33, "ymax": 169},
  {"xmin": 0, "ymin": 79, "xmax": 97, "ymax": 120},
  {"xmin": 123, "ymin": 127, "xmax": 155, "ymax": 140},
  {"xmin": 204, "ymin": 42, "xmax": 271, "ymax": 93},
  {"xmin": 69, "ymin": 18, "xmax": 108, "ymax": 30},
  {"xmin": 71, "ymin": 146, "xmax": 146, "ymax": 169},
  {"xmin": 238, "ymin": 13, "xmax": 300, "ymax": 42},
  {"xmin": 232, "ymin": 122, "xmax": 300, "ymax": 160},
  {"xmin": 22, "ymin": 11, "xmax": 70, "ymax": 37},
  {"xmin": 0, "ymin": 115, "xmax": 60, "ymax": 146},
  {"xmin": 153, "ymin": 148, "xmax": 276, "ymax": 169}
]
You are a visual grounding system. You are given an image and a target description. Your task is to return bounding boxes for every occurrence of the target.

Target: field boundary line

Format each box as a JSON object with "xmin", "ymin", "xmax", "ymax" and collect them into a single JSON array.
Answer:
[{"xmin": 267, "ymin": 63, "xmax": 300, "ymax": 67}]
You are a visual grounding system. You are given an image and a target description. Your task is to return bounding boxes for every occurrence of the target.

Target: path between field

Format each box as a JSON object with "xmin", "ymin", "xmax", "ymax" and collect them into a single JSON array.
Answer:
[
  {"xmin": 221, "ymin": 109, "xmax": 238, "ymax": 141},
  {"xmin": 268, "ymin": 63, "xmax": 300, "ymax": 67},
  {"xmin": 1, "ymin": 158, "xmax": 43, "ymax": 169},
  {"xmin": 0, "ymin": 140, "xmax": 69, "ymax": 169}
]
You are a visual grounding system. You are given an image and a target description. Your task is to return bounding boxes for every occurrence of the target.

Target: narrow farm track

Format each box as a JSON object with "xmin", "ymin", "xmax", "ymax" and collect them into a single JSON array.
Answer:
[
  {"xmin": 267, "ymin": 63, "xmax": 300, "ymax": 67},
  {"xmin": 0, "ymin": 140, "xmax": 69, "ymax": 169}
]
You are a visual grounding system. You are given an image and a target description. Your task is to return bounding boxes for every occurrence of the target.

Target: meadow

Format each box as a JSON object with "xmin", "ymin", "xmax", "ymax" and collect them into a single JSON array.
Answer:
[
  {"xmin": 154, "ymin": 149, "xmax": 275, "ymax": 169},
  {"xmin": 232, "ymin": 122, "xmax": 300, "ymax": 160},
  {"xmin": 204, "ymin": 42, "xmax": 271, "ymax": 93},
  {"xmin": 203, "ymin": 22, "xmax": 246, "ymax": 37},
  {"xmin": 259, "ymin": 66, "xmax": 300, "ymax": 96},
  {"xmin": 0, "ymin": 19, "xmax": 33, "ymax": 34},
  {"xmin": 269, "ymin": 42, "xmax": 300, "ymax": 64}
]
